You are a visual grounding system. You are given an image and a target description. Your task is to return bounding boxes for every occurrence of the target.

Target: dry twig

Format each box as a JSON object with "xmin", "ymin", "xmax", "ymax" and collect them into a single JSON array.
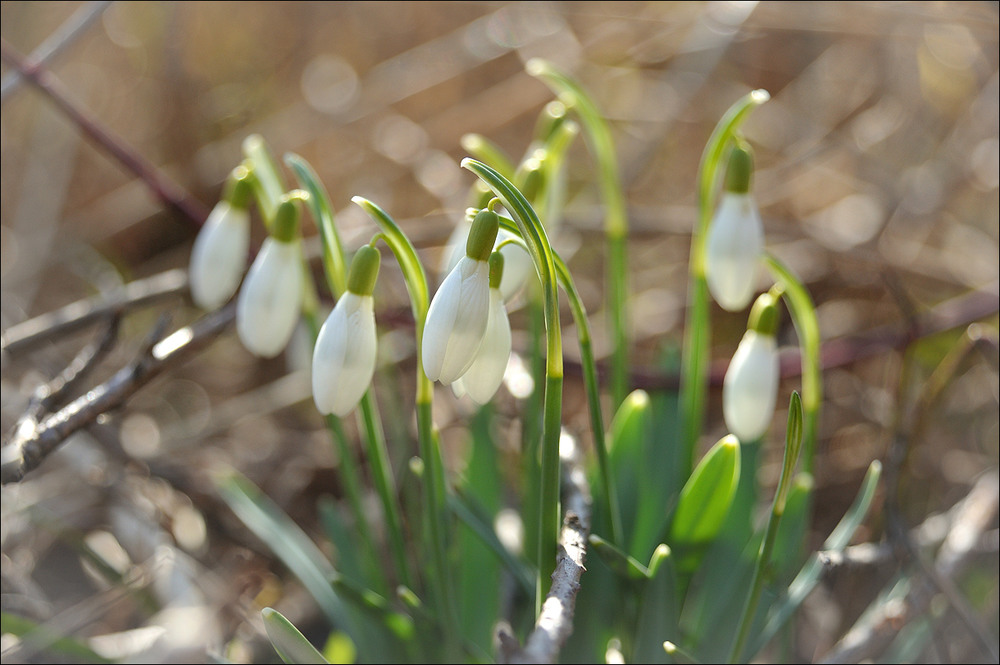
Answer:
[
  {"xmin": 1, "ymin": 304, "xmax": 234, "ymax": 485},
  {"xmin": 497, "ymin": 438, "xmax": 592, "ymax": 664}
]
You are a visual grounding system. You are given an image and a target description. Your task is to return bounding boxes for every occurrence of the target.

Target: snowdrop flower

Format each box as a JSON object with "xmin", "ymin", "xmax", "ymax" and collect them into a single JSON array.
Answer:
[
  {"xmin": 723, "ymin": 292, "xmax": 780, "ymax": 442},
  {"xmin": 236, "ymin": 197, "xmax": 304, "ymax": 358},
  {"xmin": 706, "ymin": 143, "xmax": 764, "ymax": 312},
  {"xmin": 452, "ymin": 252, "xmax": 512, "ymax": 404},
  {"xmin": 423, "ymin": 206, "xmax": 499, "ymax": 384},
  {"xmin": 189, "ymin": 170, "xmax": 253, "ymax": 310},
  {"xmin": 312, "ymin": 245, "xmax": 380, "ymax": 417},
  {"xmin": 443, "ymin": 212, "xmax": 534, "ymax": 303}
]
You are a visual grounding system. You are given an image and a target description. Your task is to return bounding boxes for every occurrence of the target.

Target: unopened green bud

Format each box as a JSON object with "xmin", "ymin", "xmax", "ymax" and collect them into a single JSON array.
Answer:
[
  {"xmin": 466, "ymin": 208, "xmax": 500, "ymax": 262},
  {"xmin": 724, "ymin": 143, "xmax": 753, "ymax": 194},
  {"xmin": 747, "ymin": 291, "xmax": 780, "ymax": 336},
  {"xmin": 515, "ymin": 154, "xmax": 545, "ymax": 204},
  {"xmin": 347, "ymin": 245, "xmax": 381, "ymax": 296},
  {"xmin": 223, "ymin": 166, "xmax": 254, "ymax": 210},
  {"xmin": 488, "ymin": 251, "xmax": 504, "ymax": 289},
  {"xmin": 272, "ymin": 196, "xmax": 301, "ymax": 243},
  {"xmin": 535, "ymin": 100, "xmax": 568, "ymax": 143}
]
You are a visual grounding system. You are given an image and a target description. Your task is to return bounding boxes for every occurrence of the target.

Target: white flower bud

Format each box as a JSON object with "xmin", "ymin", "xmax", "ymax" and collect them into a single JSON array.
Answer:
[
  {"xmin": 706, "ymin": 192, "xmax": 764, "ymax": 312},
  {"xmin": 189, "ymin": 201, "xmax": 250, "ymax": 310},
  {"xmin": 723, "ymin": 329, "xmax": 779, "ymax": 442},
  {"xmin": 312, "ymin": 292, "xmax": 377, "ymax": 416},
  {"xmin": 236, "ymin": 237, "xmax": 304, "ymax": 358},
  {"xmin": 422, "ymin": 256, "xmax": 491, "ymax": 384}
]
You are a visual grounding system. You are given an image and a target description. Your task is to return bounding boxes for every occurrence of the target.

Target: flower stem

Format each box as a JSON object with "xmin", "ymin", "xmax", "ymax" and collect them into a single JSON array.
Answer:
[
  {"xmin": 462, "ymin": 159, "xmax": 563, "ymax": 615},
  {"xmin": 527, "ymin": 59, "xmax": 630, "ymax": 408},
  {"xmin": 351, "ymin": 196, "xmax": 460, "ymax": 654},
  {"xmin": 728, "ymin": 393, "xmax": 803, "ymax": 663},
  {"xmin": 763, "ymin": 254, "xmax": 822, "ymax": 475},
  {"xmin": 679, "ymin": 89, "xmax": 769, "ymax": 476}
]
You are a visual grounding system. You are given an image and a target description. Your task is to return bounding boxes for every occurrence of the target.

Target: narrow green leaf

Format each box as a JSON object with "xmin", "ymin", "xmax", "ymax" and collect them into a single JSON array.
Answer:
[
  {"xmin": 603, "ymin": 389, "xmax": 650, "ymax": 546},
  {"xmin": 632, "ymin": 545, "xmax": 680, "ymax": 664},
  {"xmin": 262, "ymin": 607, "xmax": 330, "ymax": 664},
  {"xmin": 317, "ymin": 497, "xmax": 366, "ymax": 589},
  {"xmin": 285, "ymin": 152, "xmax": 348, "ymax": 297},
  {"xmin": 749, "ymin": 461, "xmax": 882, "ymax": 654},
  {"xmin": 461, "ymin": 133, "xmax": 516, "ymax": 179},
  {"xmin": 669, "ymin": 435, "xmax": 741, "ymax": 565},
  {"xmin": 330, "ymin": 577, "xmax": 415, "ymax": 643},
  {"xmin": 771, "ymin": 473, "xmax": 814, "ymax": 585},
  {"xmin": 242, "ymin": 134, "xmax": 287, "ymax": 225},
  {"xmin": 764, "ymin": 255, "xmax": 822, "ymax": 475},
  {"xmin": 448, "ymin": 492, "xmax": 534, "ymax": 595},
  {"xmin": 0, "ymin": 612, "xmax": 113, "ymax": 664},
  {"xmin": 214, "ymin": 472, "xmax": 350, "ymax": 633},
  {"xmin": 589, "ymin": 533, "xmax": 650, "ymax": 581}
]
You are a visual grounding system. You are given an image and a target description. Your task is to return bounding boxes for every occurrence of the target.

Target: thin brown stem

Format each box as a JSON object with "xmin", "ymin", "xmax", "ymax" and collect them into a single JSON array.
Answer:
[{"xmin": 0, "ymin": 39, "xmax": 209, "ymax": 227}]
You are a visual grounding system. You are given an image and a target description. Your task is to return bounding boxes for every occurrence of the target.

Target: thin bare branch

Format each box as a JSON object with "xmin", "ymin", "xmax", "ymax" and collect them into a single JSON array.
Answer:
[
  {"xmin": 0, "ymin": 1, "xmax": 112, "ymax": 102},
  {"xmin": 1, "ymin": 303, "xmax": 234, "ymax": 485},
  {"xmin": 498, "ymin": 438, "xmax": 591, "ymax": 664},
  {"xmin": 1, "ymin": 268, "xmax": 188, "ymax": 356},
  {"xmin": 820, "ymin": 472, "xmax": 999, "ymax": 664},
  {"xmin": 0, "ymin": 39, "xmax": 209, "ymax": 227}
]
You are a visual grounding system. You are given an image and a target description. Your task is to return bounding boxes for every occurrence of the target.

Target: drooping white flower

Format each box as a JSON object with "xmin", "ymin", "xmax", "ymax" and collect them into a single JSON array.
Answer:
[
  {"xmin": 723, "ymin": 292, "xmax": 780, "ymax": 442},
  {"xmin": 452, "ymin": 253, "xmax": 512, "ymax": 404},
  {"xmin": 706, "ymin": 144, "xmax": 764, "ymax": 312},
  {"xmin": 423, "ymin": 207, "xmax": 499, "ymax": 384},
  {"xmin": 312, "ymin": 245, "xmax": 380, "ymax": 417},
  {"xmin": 443, "ymin": 214, "xmax": 534, "ymax": 303},
  {"xmin": 189, "ymin": 173, "xmax": 253, "ymax": 310},
  {"xmin": 236, "ymin": 197, "xmax": 304, "ymax": 358}
]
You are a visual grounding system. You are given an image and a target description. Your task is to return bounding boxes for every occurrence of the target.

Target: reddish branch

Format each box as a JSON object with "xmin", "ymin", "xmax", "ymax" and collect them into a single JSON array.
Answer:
[{"xmin": 0, "ymin": 38, "xmax": 209, "ymax": 227}]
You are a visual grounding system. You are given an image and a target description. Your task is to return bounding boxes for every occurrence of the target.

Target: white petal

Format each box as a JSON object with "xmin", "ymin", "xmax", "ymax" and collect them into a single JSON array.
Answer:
[
  {"xmin": 706, "ymin": 192, "xmax": 764, "ymax": 312},
  {"xmin": 498, "ymin": 232, "xmax": 535, "ymax": 302},
  {"xmin": 461, "ymin": 288, "xmax": 512, "ymax": 404},
  {"xmin": 236, "ymin": 238, "xmax": 304, "ymax": 358},
  {"xmin": 723, "ymin": 330, "xmax": 779, "ymax": 441},
  {"xmin": 422, "ymin": 256, "xmax": 490, "ymax": 384},
  {"xmin": 189, "ymin": 202, "xmax": 250, "ymax": 310},
  {"xmin": 312, "ymin": 293, "xmax": 377, "ymax": 416}
]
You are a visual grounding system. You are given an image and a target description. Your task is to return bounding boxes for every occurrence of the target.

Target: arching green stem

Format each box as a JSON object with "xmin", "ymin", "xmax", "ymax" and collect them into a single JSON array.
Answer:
[
  {"xmin": 763, "ymin": 254, "xmax": 822, "ymax": 474},
  {"xmin": 679, "ymin": 89, "xmax": 770, "ymax": 476},
  {"xmin": 497, "ymin": 227, "xmax": 623, "ymax": 548},
  {"xmin": 462, "ymin": 159, "xmax": 562, "ymax": 615},
  {"xmin": 351, "ymin": 197, "xmax": 459, "ymax": 650},
  {"xmin": 527, "ymin": 58, "xmax": 630, "ymax": 408},
  {"xmin": 285, "ymin": 156, "xmax": 410, "ymax": 593}
]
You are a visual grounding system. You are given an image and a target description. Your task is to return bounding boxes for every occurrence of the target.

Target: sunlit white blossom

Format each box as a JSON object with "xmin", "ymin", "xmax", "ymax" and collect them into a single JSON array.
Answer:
[
  {"xmin": 236, "ymin": 237, "xmax": 304, "ymax": 358},
  {"xmin": 189, "ymin": 201, "xmax": 250, "ymax": 310}
]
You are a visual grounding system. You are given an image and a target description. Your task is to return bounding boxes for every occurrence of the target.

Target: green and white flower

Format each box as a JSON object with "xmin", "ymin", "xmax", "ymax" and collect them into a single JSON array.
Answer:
[
  {"xmin": 312, "ymin": 245, "xmax": 380, "ymax": 417},
  {"xmin": 706, "ymin": 143, "xmax": 763, "ymax": 312},
  {"xmin": 723, "ymin": 292, "xmax": 780, "ymax": 441}
]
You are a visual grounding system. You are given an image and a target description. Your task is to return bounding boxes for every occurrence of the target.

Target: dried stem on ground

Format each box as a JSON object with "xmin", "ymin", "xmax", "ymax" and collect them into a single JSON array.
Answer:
[{"xmin": 497, "ymin": 439, "xmax": 592, "ymax": 664}]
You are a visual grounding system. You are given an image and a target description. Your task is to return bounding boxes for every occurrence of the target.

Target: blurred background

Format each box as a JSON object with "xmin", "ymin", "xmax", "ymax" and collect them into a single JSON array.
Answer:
[{"xmin": 2, "ymin": 2, "xmax": 997, "ymax": 662}]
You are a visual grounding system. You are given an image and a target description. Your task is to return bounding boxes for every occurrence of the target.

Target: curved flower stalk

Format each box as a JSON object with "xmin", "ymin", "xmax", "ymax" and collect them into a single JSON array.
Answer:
[
  {"xmin": 423, "ymin": 206, "xmax": 499, "ymax": 384},
  {"xmin": 679, "ymin": 89, "xmax": 769, "ymax": 476},
  {"xmin": 312, "ymin": 245, "xmax": 380, "ymax": 417},
  {"xmin": 706, "ymin": 143, "xmax": 764, "ymax": 312},
  {"xmin": 452, "ymin": 252, "xmax": 512, "ymax": 404},
  {"xmin": 723, "ymin": 291, "xmax": 781, "ymax": 442},
  {"xmin": 189, "ymin": 168, "xmax": 253, "ymax": 310},
  {"xmin": 236, "ymin": 195, "xmax": 305, "ymax": 358}
]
